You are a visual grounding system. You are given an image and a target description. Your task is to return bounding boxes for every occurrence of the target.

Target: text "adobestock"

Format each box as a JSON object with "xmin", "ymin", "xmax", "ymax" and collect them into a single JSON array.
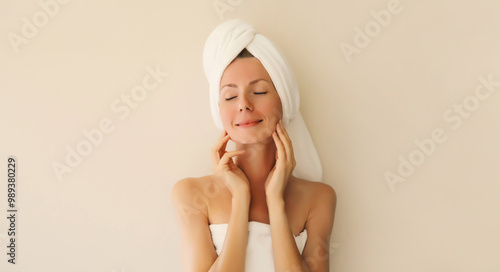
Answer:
[{"xmin": 7, "ymin": 0, "xmax": 71, "ymax": 53}]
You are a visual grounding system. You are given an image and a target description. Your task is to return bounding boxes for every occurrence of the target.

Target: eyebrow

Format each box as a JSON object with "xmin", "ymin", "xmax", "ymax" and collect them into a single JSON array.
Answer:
[{"xmin": 220, "ymin": 78, "xmax": 269, "ymax": 91}]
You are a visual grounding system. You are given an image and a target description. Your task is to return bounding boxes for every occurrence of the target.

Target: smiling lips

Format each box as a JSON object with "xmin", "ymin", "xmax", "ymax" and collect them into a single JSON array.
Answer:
[{"xmin": 235, "ymin": 119, "xmax": 263, "ymax": 127}]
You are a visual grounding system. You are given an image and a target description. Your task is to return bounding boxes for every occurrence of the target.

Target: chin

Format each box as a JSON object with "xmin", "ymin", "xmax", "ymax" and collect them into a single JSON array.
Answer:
[{"xmin": 228, "ymin": 128, "xmax": 274, "ymax": 145}]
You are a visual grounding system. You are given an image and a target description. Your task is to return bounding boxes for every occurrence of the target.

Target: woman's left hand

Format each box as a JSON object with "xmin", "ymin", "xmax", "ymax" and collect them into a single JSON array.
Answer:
[{"xmin": 264, "ymin": 119, "xmax": 296, "ymax": 201}]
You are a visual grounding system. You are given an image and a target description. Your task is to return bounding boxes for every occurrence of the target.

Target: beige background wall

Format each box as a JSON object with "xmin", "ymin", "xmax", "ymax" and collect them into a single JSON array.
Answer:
[{"xmin": 1, "ymin": 0, "xmax": 499, "ymax": 271}]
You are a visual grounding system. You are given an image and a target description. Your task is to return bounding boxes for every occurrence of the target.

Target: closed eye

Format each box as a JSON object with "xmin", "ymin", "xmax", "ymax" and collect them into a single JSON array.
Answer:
[{"xmin": 224, "ymin": 92, "xmax": 267, "ymax": 101}]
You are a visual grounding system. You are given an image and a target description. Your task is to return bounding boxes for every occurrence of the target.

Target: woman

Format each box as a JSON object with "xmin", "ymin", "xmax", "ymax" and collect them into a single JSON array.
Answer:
[{"xmin": 172, "ymin": 20, "xmax": 336, "ymax": 272}]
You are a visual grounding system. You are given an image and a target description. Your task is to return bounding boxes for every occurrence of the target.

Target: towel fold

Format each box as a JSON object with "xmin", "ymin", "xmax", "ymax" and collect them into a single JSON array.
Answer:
[{"xmin": 203, "ymin": 19, "xmax": 322, "ymax": 182}]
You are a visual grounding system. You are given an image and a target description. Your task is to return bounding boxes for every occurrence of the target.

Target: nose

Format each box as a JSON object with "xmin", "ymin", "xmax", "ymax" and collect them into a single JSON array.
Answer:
[{"xmin": 238, "ymin": 94, "xmax": 253, "ymax": 112}]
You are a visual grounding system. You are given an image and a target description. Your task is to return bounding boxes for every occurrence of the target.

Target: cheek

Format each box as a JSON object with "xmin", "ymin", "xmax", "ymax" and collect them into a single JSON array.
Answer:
[
  {"xmin": 261, "ymin": 97, "xmax": 283, "ymax": 121},
  {"xmin": 219, "ymin": 106, "xmax": 234, "ymax": 129}
]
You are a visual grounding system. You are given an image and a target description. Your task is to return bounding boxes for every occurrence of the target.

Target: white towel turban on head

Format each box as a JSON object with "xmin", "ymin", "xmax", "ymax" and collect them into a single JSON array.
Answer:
[{"xmin": 203, "ymin": 19, "xmax": 322, "ymax": 182}]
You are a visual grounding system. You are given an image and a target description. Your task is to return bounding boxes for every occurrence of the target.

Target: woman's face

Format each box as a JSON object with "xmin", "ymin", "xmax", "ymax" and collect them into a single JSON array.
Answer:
[{"xmin": 219, "ymin": 57, "xmax": 283, "ymax": 144}]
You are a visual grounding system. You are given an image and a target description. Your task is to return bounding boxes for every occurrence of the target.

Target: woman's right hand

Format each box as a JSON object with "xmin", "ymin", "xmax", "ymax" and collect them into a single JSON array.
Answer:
[{"xmin": 211, "ymin": 130, "xmax": 250, "ymax": 198}]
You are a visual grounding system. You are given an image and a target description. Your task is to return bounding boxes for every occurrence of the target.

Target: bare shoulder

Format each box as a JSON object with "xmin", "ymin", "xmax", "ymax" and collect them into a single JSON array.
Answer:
[
  {"xmin": 171, "ymin": 177, "xmax": 197, "ymax": 201},
  {"xmin": 171, "ymin": 176, "xmax": 217, "ymax": 213},
  {"xmin": 288, "ymin": 177, "xmax": 337, "ymax": 222},
  {"xmin": 288, "ymin": 177, "xmax": 337, "ymax": 237},
  {"xmin": 171, "ymin": 175, "xmax": 215, "ymax": 197},
  {"xmin": 289, "ymin": 176, "xmax": 337, "ymax": 203}
]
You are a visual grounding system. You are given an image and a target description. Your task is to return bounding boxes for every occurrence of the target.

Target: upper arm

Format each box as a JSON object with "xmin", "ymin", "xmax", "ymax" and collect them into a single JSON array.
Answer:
[
  {"xmin": 171, "ymin": 178, "xmax": 218, "ymax": 272},
  {"xmin": 302, "ymin": 183, "xmax": 337, "ymax": 272}
]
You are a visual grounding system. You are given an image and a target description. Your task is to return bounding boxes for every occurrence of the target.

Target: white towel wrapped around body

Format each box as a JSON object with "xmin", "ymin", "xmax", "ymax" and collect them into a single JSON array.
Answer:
[{"xmin": 203, "ymin": 19, "xmax": 322, "ymax": 182}]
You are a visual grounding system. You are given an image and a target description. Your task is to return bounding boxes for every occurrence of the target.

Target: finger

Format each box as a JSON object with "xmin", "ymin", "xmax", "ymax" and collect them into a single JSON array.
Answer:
[
  {"xmin": 213, "ymin": 131, "xmax": 228, "ymax": 153},
  {"xmin": 277, "ymin": 120, "xmax": 292, "ymax": 145},
  {"xmin": 277, "ymin": 121, "xmax": 295, "ymax": 165},
  {"xmin": 219, "ymin": 135, "xmax": 230, "ymax": 158},
  {"xmin": 271, "ymin": 133, "xmax": 279, "ymax": 161},
  {"xmin": 212, "ymin": 132, "xmax": 230, "ymax": 166},
  {"xmin": 219, "ymin": 150, "xmax": 244, "ymax": 172},
  {"xmin": 219, "ymin": 150, "xmax": 246, "ymax": 168},
  {"xmin": 272, "ymin": 130, "xmax": 285, "ymax": 164},
  {"xmin": 212, "ymin": 135, "xmax": 228, "ymax": 166}
]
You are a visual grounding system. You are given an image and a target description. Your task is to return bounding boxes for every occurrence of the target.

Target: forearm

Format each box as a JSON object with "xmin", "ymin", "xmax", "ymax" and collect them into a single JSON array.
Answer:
[
  {"xmin": 209, "ymin": 193, "xmax": 250, "ymax": 272},
  {"xmin": 268, "ymin": 197, "xmax": 310, "ymax": 272}
]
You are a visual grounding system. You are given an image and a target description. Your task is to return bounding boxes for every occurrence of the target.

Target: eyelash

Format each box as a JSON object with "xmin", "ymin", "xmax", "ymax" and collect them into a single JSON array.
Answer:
[{"xmin": 225, "ymin": 92, "xmax": 268, "ymax": 101}]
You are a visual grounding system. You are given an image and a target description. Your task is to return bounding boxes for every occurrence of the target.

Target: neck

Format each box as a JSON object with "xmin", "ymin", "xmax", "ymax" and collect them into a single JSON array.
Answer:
[{"xmin": 234, "ymin": 139, "xmax": 276, "ymax": 196}]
